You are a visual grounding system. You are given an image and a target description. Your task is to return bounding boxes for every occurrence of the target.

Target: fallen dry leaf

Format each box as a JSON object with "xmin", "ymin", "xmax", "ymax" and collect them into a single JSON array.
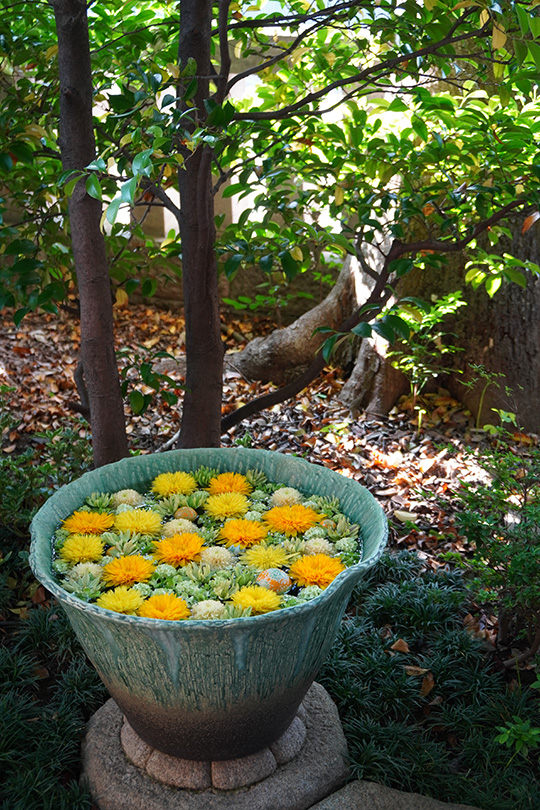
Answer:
[
  {"xmin": 390, "ymin": 638, "xmax": 410, "ymax": 653},
  {"xmin": 404, "ymin": 665, "xmax": 429, "ymax": 676},
  {"xmin": 420, "ymin": 672, "xmax": 435, "ymax": 696}
]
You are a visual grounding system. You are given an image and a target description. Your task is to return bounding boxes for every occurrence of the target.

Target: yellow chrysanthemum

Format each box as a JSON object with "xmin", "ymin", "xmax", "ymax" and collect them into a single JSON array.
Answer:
[
  {"xmin": 152, "ymin": 471, "xmax": 197, "ymax": 498},
  {"xmin": 97, "ymin": 586, "xmax": 144, "ymax": 614},
  {"xmin": 62, "ymin": 510, "xmax": 114, "ymax": 535},
  {"xmin": 263, "ymin": 504, "xmax": 322, "ymax": 536},
  {"xmin": 114, "ymin": 509, "xmax": 162, "ymax": 536},
  {"xmin": 204, "ymin": 492, "xmax": 249, "ymax": 520},
  {"xmin": 289, "ymin": 554, "xmax": 345, "ymax": 589},
  {"xmin": 207, "ymin": 472, "xmax": 252, "ymax": 495},
  {"xmin": 138, "ymin": 593, "xmax": 190, "ymax": 620},
  {"xmin": 219, "ymin": 519, "xmax": 268, "ymax": 548},
  {"xmin": 153, "ymin": 533, "xmax": 205, "ymax": 567},
  {"xmin": 231, "ymin": 585, "xmax": 281, "ymax": 615},
  {"xmin": 103, "ymin": 555, "xmax": 155, "ymax": 587},
  {"xmin": 240, "ymin": 544, "xmax": 290, "ymax": 570},
  {"xmin": 59, "ymin": 534, "xmax": 104, "ymax": 564}
]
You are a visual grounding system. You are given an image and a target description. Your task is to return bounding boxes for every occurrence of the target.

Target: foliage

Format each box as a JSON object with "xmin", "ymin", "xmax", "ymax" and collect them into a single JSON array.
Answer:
[
  {"xmin": 320, "ymin": 551, "xmax": 540, "ymax": 810},
  {"xmin": 449, "ymin": 444, "xmax": 540, "ymax": 660},
  {"xmin": 0, "ymin": 388, "xmax": 92, "ymax": 536}
]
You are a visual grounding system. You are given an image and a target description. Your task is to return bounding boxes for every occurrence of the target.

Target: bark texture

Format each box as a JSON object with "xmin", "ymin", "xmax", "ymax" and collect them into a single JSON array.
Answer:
[
  {"xmin": 51, "ymin": 0, "xmax": 129, "ymax": 466},
  {"xmin": 176, "ymin": 0, "xmax": 224, "ymax": 448},
  {"xmin": 229, "ymin": 256, "xmax": 365, "ymax": 384}
]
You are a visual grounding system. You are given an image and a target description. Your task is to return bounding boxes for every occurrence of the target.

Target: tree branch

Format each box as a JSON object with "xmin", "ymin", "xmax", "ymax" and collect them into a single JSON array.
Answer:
[
  {"xmin": 232, "ymin": 13, "xmax": 483, "ymax": 122},
  {"xmin": 215, "ymin": 0, "xmax": 231, "ymax": 103}
]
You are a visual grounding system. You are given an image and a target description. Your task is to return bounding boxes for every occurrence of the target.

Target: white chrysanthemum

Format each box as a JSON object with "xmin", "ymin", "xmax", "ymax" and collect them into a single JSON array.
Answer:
[
  {"xmin": 335, "ymin": 538, "xmax": 357, "ymax": 553},
  {"xmin": 190, "ymin": 600, "xmax": 227, "ymax": 620},
  {"xmin": 299, "ymin": 585, "xmax": 324, "ymax": 600},
  {"xmin": 162, "ymin": 518, "xmax": 200, "ymax": 536},
  {"xmin": 304, "ymin": 526, "xmax": 327, "ymax": 540},
  {"xmin": 302, "ymin": 500, "xmax": 320, "ymax": 511},
  {"xmin": 303, "ymin": 538, "xmax": 335, "ymax": 556},
  {"xmin": 112, "ymin": 489, "xmax": 146, "ymax": 508},
  {"xmin": 67, "ymin": 562, "xmax": 103, "ymax": 580},
  {"xmin": 115, "ymin": 503, "xmax": 135, "ymax": 514},
  {"xmin": 154, "ymin": 564, "xmax": 178, "ymax": 577},
  {"xmin": 199, "ymin": 546, "xmax": 235, "ymax": 570},
  {"xmin": 269, "ymin": 487, "xmax": 303, "ymax": 507},
  {"xmin": 245, "ymin": 510, "xmax": 264, "ymax": 521},
  {"xmin": 132, "ymin": 583, "xmax": 153, "ymax": 597}
]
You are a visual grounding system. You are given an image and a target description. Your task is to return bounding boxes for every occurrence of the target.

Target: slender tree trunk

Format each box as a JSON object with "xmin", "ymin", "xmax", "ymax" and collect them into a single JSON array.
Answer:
[
  {"xmin": 50, "ymin": 0, "xmax": 129, "ymax": 466},
  {"xmin": 176, "ymin": 0, "xmax": 224, "ymax": 448}
]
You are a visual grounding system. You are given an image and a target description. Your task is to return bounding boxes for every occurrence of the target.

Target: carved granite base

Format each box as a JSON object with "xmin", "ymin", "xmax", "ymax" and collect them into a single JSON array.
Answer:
[{"xmin": 81, "ymin": 682, "xmax": 349, "ymax": 810}]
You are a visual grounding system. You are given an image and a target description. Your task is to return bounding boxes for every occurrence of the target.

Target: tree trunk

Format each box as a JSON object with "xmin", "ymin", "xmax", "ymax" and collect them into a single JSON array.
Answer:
[
  {"xmin": 229, "ymin": 256, "xmax": 365, "ymax": 384},
  {"xmin": 51, "ymin": 0, "xmax": 129, "ymax": 467},
  {"xmin": 340, "ymin": 227, "xmax": 540, "ymax": 434},
  {"xmin": 176, "ymin": 0, "xmax": 224, "ymax": 448}
]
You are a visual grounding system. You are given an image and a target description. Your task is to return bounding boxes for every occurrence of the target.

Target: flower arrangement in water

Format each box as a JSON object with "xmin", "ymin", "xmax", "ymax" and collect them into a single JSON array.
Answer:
[{"xmin": 51, "ymin": 467, "xmax": 362, "ymax": 620}]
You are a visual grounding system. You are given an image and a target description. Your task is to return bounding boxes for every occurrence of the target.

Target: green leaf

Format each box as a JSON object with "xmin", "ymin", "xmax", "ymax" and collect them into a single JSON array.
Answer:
[
  {"xmin": 65, "ymin": 173, "xmax": 84, "ymax": 197},
  {"xmin": 485, "ymin": 275, "xmax": 502, "ymax": 297},
  {"xmin": 184, "ymin": 77, "xmax": 198, "ymax": 101},
  {"xmin": 120, "ymin": 177, "xmax": 138, "ymax": 205},
  {"xmin": 384, "ymin": 314, "xmax": 411, "ymax": 340},
  {"xmin": 224, "ymin": 254, "xmax": 243, "ymax": 279},
  {"xmin": 515, "ymin": 4, "xmax": 530, "ymax": 35},
  {"xmin": 372, "ymin": 321, "xmax": 397, "ymax": 342},
  {"xmin": 129, "ymin": 390, "xmax": 146, "ymax": 414},
  {"xmin": 279, "ymin": 250, "xmax": 299, "ymax": 281},
  {"xmin": 504, "ymin": 267, "xmax": 527, "ymax": 288},
  {"xmin": 259, "ymin": 254, "xmax": 274, "ymax": 273},
  {"xmin": 0, "ymin": 153, "xmax": 13, "ymax": 172},
  {"xmin": 13, "ymin": 307, "xmax": 30, "ymax": 326},
  {"xmin": 85, "ymin": 158, "xmax": 107, "ymax": 172},
  {"xmin": 106, "ymin": 197, "xmax": 122, "ymax": 225},
  {"xmin": 85, "ymin": 174, "xmax": 102, "ymax": 201},
  {"xmin": 221, "ymin": 182, "xmax": 248, "ymax": 199},
  {"xmin": 321, "ymin": 334, "xmax": 339, "ymax": 363},
  {"xmin": 351, "ymin": 322, "xmax": 372, "ymax": 338},
  {"xmin": 527, "ymin": 41, "xmax": 540, "ymax": 72},
  {"xmin": 411, "ymin": 116, "xmax": 429, "ymax": 142},
  {"xmin": 389, "ymin": 258, "xmax": 414, "ymax": 278},
  {"xmin": 132, "ymin": 149, "xmax": 153, "ymax": 178}
]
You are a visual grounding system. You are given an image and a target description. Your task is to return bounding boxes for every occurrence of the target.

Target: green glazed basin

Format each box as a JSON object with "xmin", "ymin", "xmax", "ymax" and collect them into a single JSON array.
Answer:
[{"xmin": 30, "ymin": 448, "xmax": 387, "ymax": 761}]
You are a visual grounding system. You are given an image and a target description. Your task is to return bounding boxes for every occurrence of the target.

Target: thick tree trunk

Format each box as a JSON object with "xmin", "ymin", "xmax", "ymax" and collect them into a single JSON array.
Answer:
[
  {"xmin": 176, "ymin": 0, "xmax": 224, "ymax": 448},
  {"xmin": 51, "ymin": 0, "xmax": 129, "ymax": 467},
  {"xmin": 229, "ymin": 256, "xmax": 365, "ymax": 384}
]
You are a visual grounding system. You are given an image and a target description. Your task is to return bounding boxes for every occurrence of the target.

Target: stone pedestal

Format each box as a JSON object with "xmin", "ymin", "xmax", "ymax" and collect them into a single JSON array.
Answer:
[{"xmin": 81, "ymin": 682, "xmax": 349, "ymax": 810}]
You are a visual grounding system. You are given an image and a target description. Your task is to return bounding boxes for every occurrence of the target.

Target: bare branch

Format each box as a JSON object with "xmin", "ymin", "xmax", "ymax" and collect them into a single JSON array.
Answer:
[{"xmin": 215, "ymin": 0, "xmax": 232, "ymax": 103}]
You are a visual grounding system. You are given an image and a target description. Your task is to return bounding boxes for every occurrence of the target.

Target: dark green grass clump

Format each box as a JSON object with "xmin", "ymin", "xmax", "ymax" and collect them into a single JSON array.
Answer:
[
  {"xmin": 0, "ymin": 530, "xmax": 107, "ymax": 810},
  {"xmin": 320, "ymin": 551, "xmax": 540, "ymax": 810}
]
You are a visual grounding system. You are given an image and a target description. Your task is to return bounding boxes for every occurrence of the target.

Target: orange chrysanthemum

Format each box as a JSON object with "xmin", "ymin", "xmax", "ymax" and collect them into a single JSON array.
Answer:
[
  {"xmin": 138, "ymin": 593, "xmax": 190, "ymax": 620},
  {"xmin": 153, "ymin": 533, "xmax": 205, "ymax": 567},
  {"xmin": 62, "ymin": 510, "xmax": 114, "ymax": 535},
  {"xmin": 152, "ymin": 471, "xmax": 197, "ymax": 498},
  {"xmin": 207, "ymin": 472, "xmax": 252, "ymax": 495},
  {"xmin": 263, "ymin": 504, "xmax": 321, "ymax": 536},
  {"xmin": 231, "ymin": 585, "xmax": 281, "ymax": 614},
  {"xmin": 114, "ymin": 509, "xmax": 162, "ymax": 536},
  {"xmin": 103, "ymin": 555, "xmax": 155, "ymax": 587},
  {"xmin": 60, "ymin": 534, "xmax": 104, "ymax": 564},
  {"xmin": 219, "ymin": 519, "xmax": 268, "ymax": 548},
  {"xmin": 288, "ymin": 554, "xmax": 345, "ymax": 589},
  {"xmin": 204, "ymin": 492, "xmax": 249, "ymax": 520}
]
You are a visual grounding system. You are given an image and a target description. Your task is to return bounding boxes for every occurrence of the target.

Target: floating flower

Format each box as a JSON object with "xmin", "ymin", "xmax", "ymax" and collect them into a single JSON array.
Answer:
[
  {"xmin": 162, "ymin": 518, "xmax": 199, "ymax": 536},
  {"xmin": 256, "ymin": 568, "xmax": 291, "ymax": 594},
  {"xmin": 153, "ymin": 533, "xmax": 205, "ymax": 567},
  {"xmin": 263, "ymin": 505, "xmax": 321, "ymax": 536},
  {"xmin": 103, "ymin": 555, "xmax": 155, "ymax": 587},
  {"xmin": 60, "ymin": 534, "xmax": 104, "ymax": 564},
  {"xmin": 231, "ymin": 585, "xmax": 281, "ymax": 614},
  {"xmin": 240, "ymin": 544, "xmax": 290, "ymax": 570},
  {"xmin": 269, "ymin": 487, "xmax": 303, "ymax": 507},
  {"xmin": 207, "ymin": 472, "xmax": 252, "ymax": 495},
  {"xmin": 138, "ymin": 593, "xmax": 190, "ymax": 620},
  {"xmin": 289, "ymin": 554, "xmax": 345, "ymax": 589},
  {"xmin": 199, "ymin": 546, "xmax": 235, "ymax": 570},
  {"xmin": 205, "ymin": 492, "xmax": 249, "ymax": 520},
  {"xmin": 219, "ymin": 519, "xmax": 268, "ymax": 548},
  {"xmin": 190, "ymin": 599, "xmax": 227, "ymax": 620},
  {"xmin": 112, "ymin": 489, "xmax": 145, "ymax": 508},
  {"xmin": 114, "ymin": 509, "xmax": 162, "ymax": 536},
  {"xmin": 62, "ymin": 511, "xmax": 114, "ymax": 535},
  {"xmin": 303, "ymin": 538, "xmax": 335, "ymax": 556},
  {"xmin": 152, "ymin": 471, "xmax": 197, "ymax": 497},
  {"xmin": 97, "ymin": 586, "xmax": 144, "ymax": 614}
]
